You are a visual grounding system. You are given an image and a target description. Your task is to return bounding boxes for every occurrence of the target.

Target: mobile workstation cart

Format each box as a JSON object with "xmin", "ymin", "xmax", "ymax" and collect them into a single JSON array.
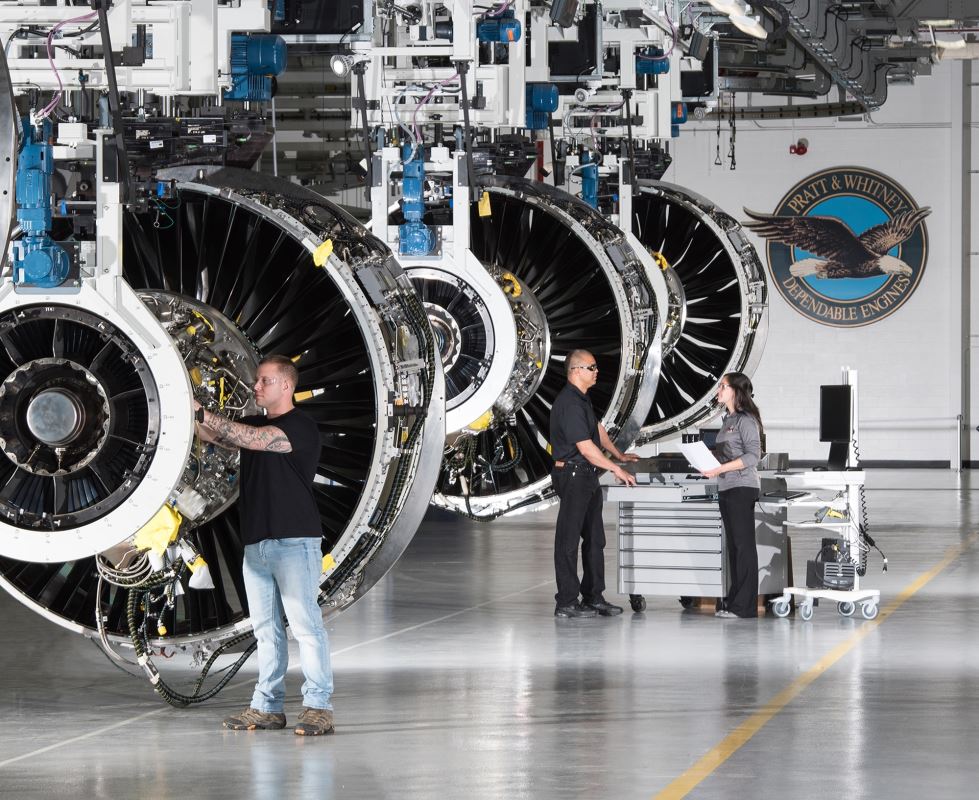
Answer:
[
  {"xmin": 766, "ymin": 469, "xmax": 879, "ymax": 620},
  {"xmin": 609, "ymin": 471, "xmax": 790, "ymax": 612},
  {"xmin": 768, "ymin": 368, "xmax": 880, "ymax": 621}
]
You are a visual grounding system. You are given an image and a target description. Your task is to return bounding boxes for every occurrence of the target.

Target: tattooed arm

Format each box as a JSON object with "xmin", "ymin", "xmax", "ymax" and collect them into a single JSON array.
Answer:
[{"xmin": 195, "ymin": 406, "xmax": 293, "ymax": 453}]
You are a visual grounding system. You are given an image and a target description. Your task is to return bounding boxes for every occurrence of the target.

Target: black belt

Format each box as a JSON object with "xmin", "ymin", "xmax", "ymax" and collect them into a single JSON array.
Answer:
[{"xmin": 554, "ymin": 461, "xmax": 595, "ymax": 472}]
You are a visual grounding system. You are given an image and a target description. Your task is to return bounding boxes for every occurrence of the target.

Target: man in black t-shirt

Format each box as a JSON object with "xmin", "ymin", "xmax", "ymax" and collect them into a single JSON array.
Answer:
[
  {"xmin": 549, "ymin": 349, "xmax": 637, "ymax": 619},
  {"xmin": 194, "ymin": 354, "xmax": 334, "ymax": 736}
]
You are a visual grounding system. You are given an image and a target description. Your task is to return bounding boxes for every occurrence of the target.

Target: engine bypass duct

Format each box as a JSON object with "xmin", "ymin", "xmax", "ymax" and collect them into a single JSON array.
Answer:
[
  {"xmin": 631, "ymin": 181, "xmax": 768, "ymax": 443},
  {"xmin": 0, "ymin": 44, "xmax": 14, "ymax": 264},
  {"xmin": 0, "ymin": 169, "xmax": 445, "ymax": 651},
  {"xmin": 426, "ymin": 177, "xmax": 661, "ymax": 519}
]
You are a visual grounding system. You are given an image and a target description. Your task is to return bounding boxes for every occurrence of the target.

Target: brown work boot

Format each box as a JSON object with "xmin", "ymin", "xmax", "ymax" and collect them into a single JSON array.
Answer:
[
  {"xmin": 294, "ymin": 707, "xmax": 335, "ymax": 736},
  {"xmin": 223, "ymin": 707, "xmax": 286, "ymax": 730}
]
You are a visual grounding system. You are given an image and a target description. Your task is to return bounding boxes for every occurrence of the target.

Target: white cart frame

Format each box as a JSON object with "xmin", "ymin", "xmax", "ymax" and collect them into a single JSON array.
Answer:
[{"xmin": 769, "ymin": 368, "xmax": 881, "ymax": 621}]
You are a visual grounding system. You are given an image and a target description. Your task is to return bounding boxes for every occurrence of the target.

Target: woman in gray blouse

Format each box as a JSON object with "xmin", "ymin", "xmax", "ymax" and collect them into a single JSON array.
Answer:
[{"xmin": 701, "ymin": 372, "xmax": 764, "ymax": 619}]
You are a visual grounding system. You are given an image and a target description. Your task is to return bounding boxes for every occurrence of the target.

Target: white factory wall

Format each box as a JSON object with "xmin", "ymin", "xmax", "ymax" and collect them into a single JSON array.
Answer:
[{"xmin": 661, "ymin": 61, "xmax": 969, "ymax": 464}]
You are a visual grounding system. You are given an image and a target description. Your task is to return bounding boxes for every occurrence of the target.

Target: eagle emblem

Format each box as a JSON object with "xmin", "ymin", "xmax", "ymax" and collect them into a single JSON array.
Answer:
[{"xmin": 742, "ymin": 207, "xmax": 931, "ymax": 280}]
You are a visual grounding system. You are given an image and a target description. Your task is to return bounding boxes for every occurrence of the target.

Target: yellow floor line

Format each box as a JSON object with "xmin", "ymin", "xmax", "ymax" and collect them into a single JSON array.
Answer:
[{"xmin": 653, "ymin": 531, "xmax": 979, "ymax": 800}]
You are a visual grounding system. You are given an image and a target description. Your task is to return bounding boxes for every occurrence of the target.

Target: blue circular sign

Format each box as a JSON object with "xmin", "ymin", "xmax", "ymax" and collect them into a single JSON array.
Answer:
[{"xmin": 744, "ymin": 167, "xmax": 929, "ymax": 328}]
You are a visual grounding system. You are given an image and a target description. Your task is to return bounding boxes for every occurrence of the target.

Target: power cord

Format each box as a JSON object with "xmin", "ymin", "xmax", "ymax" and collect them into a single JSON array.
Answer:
[{"xmin": 852, "ymin": 435, "xmax": 887, "ymax": 574}]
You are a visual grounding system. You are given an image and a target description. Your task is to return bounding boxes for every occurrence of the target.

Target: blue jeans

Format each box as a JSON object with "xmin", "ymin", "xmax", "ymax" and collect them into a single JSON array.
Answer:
[{"xmin": 242, "ymin": 538, "xmax": 333, "ymax": 712}]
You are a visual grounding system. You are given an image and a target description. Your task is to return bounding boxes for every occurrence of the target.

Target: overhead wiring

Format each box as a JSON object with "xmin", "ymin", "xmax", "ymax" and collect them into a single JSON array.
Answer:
[
  {"xmin": 36, "ymin": 10, "xmax": 99, "ymax": 121},
  {"xmin": 411, "ymin": 72, "xmax": 460, "ymax": 149}
]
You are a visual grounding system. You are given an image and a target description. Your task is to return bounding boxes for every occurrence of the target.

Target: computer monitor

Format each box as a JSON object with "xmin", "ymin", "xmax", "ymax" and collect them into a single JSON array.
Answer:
[
  {"xmin": 819, "ymin": 385, "xmax": 852, "ymax": 443},
  {"xmin": 819, "ymin": 385, "xmax": 852, "ymax": 470}
]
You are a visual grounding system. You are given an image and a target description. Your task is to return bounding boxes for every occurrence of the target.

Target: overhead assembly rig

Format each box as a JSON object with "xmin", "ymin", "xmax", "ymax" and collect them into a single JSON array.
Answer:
[
  {"xmin": 343, "ymin": 0, "xmax": 673, "ymax": 518},
  {"xmin": 335, "ymin": 0, "xmax": 769, "ymax": 513}
]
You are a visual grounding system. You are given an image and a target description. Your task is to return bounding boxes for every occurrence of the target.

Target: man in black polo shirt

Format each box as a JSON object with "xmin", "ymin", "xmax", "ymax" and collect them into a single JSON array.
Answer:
[
  {"xmin": 549, "ymin": 349, "xmax": 638, "ymax": 618},
  {"xmin": 194, "ymin": 354, "xmax": 334, "ymax": 736}
]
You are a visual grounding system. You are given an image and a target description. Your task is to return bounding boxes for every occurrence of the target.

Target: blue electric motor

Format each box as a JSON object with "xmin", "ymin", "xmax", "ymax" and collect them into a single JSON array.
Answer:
[
  {"xmin": 12, "ymin": 117, "xmax": 70, "ymax": 288},
  {"xmin": 636, "ymin": 46, "xmax": 670, "ymax": 75},
  {"xmin": 399, "ymin": 145, "xmax": 436, "ymax": 257},
  {"xmin": 525, "ymin": 83, "xmax": 559, "ymax": 130},
  {"xmin": 224, "ymin": 34, "xmax": 287, "ymax": 102},
  {"xmin": 579, "ymin": 150, "xmax": 599, "ymax": 209},
  {"xmin": 477, "ymin": 11, "xmax": 521, "ymax": 43}
]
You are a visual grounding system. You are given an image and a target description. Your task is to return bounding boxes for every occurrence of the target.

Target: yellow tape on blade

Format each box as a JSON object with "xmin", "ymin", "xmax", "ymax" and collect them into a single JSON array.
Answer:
[
  {"xmin": 322, "ymin": 553, "xmax": 336, "ymax": 572},
  {"xmin": 478, "ymin": 191, "xmax": 492, "ymax": 217},
  {"xmin": 133, "ymin": 505, "xmax": 183, "ymax": 556},
  {"xmin": 313, "ymin": 239, "xmax": 334, "ymax": 267}
]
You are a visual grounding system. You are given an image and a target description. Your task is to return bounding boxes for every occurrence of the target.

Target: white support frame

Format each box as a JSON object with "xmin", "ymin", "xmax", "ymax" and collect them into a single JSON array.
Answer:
[{"xmin": 0, "ymin": 0, "xmax": 271, "ymax": 96}]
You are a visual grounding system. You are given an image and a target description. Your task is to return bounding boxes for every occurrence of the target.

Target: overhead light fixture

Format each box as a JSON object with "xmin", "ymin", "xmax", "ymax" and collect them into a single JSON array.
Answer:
[
  {"xmin": 729, "ymin": 10, "xmax": 768, "ymax": 39},
  {"xmin": 329, "ymin": 54, "xmax": 356, "ymax": 77},
  {"xmin": 920, "ymin": 19, "xmax": 958, "ymax": 27},
  {"xmin": 706, "ymin": 0, "xmax": 746, "ymax": 14}
]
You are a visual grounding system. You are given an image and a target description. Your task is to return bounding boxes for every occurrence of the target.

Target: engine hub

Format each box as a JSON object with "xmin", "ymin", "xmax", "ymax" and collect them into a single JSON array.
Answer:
[{"xmin": 27, "ymin": 388, "xmax": 87, "ymax": 448}]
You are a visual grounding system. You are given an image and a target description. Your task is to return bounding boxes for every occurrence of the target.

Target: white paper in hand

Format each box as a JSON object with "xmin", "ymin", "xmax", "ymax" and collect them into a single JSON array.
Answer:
[{"xmin": 679, "ymin": 441, "xmax": 721, "ymax": 472}]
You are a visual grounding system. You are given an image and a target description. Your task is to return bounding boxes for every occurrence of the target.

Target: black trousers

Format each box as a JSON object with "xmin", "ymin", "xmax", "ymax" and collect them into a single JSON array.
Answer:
[
  {"xmin": 552, "ymin": 465, "xmax": 606, "ymax": 606},
  {"xmin": 718, "ymin": 487, "xmax": 760, "ymax": 618}
]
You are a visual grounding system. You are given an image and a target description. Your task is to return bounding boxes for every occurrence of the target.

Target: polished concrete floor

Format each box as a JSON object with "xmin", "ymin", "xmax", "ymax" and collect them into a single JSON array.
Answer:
[{"xmin": 0, "ymin": 469, "xmax": 977, "ymax": 799}]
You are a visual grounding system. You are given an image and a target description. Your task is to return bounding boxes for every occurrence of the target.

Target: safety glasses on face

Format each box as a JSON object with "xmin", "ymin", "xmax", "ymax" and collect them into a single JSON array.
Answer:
[
  {"xmin": 255, "ymin": 376, "xmax": 280, "ymax": 387},
  {"xmin": 572, "ymin": 364, "xmax": 598, "ymax": 372}
]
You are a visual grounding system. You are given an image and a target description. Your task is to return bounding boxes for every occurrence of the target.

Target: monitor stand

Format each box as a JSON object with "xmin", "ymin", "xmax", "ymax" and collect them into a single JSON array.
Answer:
[{"xmin": 827, "ymin": 441, "xmax": 849, "ymax": 471}]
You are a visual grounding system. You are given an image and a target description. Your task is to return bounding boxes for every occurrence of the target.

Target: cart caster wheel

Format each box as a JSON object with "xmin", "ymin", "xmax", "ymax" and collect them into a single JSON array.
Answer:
[
  {"xmin": 630, "ymin": 595, "xmax": 646, "ymax": 612},
  {"xmin": 861, "ymin": 602, "xmax": 879, "ymax": 620},
  {"xmin": 772, "ymin": 600, "xmax": 791, "ymax": 618},
  {"xmin": 799, "ymin": 602, "xmax": 814, "ymax": 621},
  {"xmin": 838, "ymin": 601, "xmax": 855, "ymax": 617},
  {"xmin": 679, "ymin": 596, "xmax": 695, "ymax": 609}
]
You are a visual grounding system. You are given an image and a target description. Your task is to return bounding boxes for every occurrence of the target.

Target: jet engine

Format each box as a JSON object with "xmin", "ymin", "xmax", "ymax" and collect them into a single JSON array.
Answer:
[
  {"xmin": 0, "ymin": 170, "xmax": 444, "ymax": 674},
  {"xmin": 632, "ymin": 181, "xmax": 768, "ymax": 442}
]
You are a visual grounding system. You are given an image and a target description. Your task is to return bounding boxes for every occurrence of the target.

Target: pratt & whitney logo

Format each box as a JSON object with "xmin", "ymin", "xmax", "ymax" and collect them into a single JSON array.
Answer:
[{"xmin": 743, "ymin": 167, "xmax": 930, "ymax": 328}]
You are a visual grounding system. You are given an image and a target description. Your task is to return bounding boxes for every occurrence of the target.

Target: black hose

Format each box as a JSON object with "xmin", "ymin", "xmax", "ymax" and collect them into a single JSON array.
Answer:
[{"xmin": 124, "ymin": 563, "xmax": 257, "ymax": 708}]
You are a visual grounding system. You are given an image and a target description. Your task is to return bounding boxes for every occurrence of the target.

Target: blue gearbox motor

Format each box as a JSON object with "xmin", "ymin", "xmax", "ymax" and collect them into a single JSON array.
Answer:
[
  {"xmin": 399, "ymin": 145, "xmax": 436, "ymax": 257},
  {"xmin": 12, "ymin": 117, "xmax": 70, "ymax": 288}
]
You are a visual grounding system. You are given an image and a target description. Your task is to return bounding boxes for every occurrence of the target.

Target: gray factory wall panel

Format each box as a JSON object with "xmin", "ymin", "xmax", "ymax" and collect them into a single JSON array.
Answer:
[{"xmin": 665, "ymin": 62, "xmax": 963, "ymax": 464}]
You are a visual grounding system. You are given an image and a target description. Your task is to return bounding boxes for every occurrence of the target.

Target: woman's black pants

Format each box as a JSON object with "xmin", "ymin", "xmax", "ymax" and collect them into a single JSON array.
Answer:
[{"xmin": 718, "ymin": 487, "xmax": 760, "ymax": 618}]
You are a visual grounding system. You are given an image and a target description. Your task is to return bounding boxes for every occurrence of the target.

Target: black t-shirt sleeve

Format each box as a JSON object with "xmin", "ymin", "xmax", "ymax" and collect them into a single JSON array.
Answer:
[{"xmin": 271, "ymin": 410, "xmax": 319, "ymax": 461}]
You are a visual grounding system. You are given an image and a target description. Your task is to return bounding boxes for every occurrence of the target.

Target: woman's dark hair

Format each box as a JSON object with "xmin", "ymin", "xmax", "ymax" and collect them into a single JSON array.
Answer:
[{"xmin": 723, "ymin": 372, "xmax": 765, "ymax": 449}]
